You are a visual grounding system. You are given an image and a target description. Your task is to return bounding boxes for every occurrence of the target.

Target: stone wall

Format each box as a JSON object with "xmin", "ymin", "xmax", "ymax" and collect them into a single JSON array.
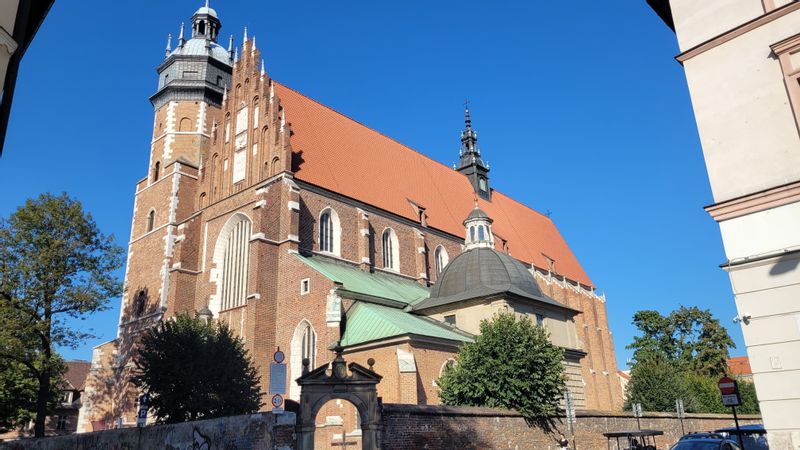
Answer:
[
  {"xmin": 381, "ymin": 404, "xmax": 762, "ymax": 450},
  {"xmin": 1, "ymin": 412, "xmax": 296, "ymax": 450}
]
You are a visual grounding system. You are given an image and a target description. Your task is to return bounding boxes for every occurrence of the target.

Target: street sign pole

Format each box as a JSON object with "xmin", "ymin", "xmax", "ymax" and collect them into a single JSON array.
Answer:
[
  {"xmin": 732, "ymin": 406, "xmax": 745, "ymax": 450},
  {"xmin": 565, "ymin": 390, "xmax": 577, "ymax": 450},
  {"xmin": 718, "ymin": 377, "xmax": 745, "ymax": 450},
  {"xmin": 676, "ymin": 399, "xmax": 685, "ymax": 435},
  {"xmin": 633, "ymin": 403, "xmax": 643, "ymax": 430},
  {"xmin": 269, "ymin": 348, "xmax": 287, "ymax": 414}
]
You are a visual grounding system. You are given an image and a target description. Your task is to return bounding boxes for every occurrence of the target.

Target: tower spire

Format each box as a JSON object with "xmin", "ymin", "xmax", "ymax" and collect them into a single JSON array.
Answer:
[
  {"xmin": 456, "ymin": 101, "xmax": 491, "ymax": 200},
  {"xmin": 178, "ymin": 22, "xmax": 186, "ymax": 48},
  {"xmin": 260, "ymin": 59, "xmax": 265, "ymax": 77},
  {"xmin": 243, "ymin": 26, "xmax": 248, "ymax": 45},
  {"xmin": 228, "ymin": 34, "xmax": 234, "ymax": 60},
  {"xmin": 165, "ymin": 33, "xmax": 172, "ymax": 58},
  {"xmin": 464, "ymin": 99, "xmax": 472, "ymax": 130},
  {"xmin": 251, "ymin": 36, "xmax": 256, "ymax": 56}
]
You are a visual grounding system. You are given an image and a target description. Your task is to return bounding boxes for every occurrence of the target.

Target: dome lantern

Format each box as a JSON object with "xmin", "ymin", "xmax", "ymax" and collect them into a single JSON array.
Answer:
[{"xmin": 463, "ymin": 204, "xmax": 494, "ymax": 250}]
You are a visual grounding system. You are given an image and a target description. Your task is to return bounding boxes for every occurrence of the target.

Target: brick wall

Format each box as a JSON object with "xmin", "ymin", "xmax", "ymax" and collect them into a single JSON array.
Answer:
[
  {"xmin": 381, "ymin": 404, "xmax": 761, "ymax": 450},
  {"xmin": 1, "ymin": 412, "xmax": 296, "ymax": 450}
]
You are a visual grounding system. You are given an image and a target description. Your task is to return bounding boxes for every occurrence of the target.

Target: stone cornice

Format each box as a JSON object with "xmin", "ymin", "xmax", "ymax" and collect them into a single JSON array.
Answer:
[
  {"xmin": 676, "ymin": 1, "xmax": 800, "ymax": 63},
  {"xmin": 705, "ymin": 179, "xmax": 800, "ymax": 222}
]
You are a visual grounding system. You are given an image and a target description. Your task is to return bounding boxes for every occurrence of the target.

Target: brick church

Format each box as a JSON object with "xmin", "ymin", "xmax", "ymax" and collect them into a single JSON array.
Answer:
[{"xmin": 78, "ymin": 3, "xmax": 623, "ymax": 433}]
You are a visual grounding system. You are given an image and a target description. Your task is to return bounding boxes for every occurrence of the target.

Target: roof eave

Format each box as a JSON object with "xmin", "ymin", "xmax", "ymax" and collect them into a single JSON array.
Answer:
[
  {"xmin": 341, "ymin": 332, "xmax": 471, "ymax": 351},
  {"xmin": 646, "ymin": 0, "xmax": 675, "ymax": 31}
]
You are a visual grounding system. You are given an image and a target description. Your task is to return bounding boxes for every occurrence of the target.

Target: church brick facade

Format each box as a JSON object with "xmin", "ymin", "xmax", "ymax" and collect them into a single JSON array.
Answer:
[{"xmin": 78, "ymin": 4, "xmax": 623, "ymax": 437}]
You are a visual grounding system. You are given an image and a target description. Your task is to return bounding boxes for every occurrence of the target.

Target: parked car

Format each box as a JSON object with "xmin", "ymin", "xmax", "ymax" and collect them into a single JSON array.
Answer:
[
  {"xmin": 714, "ymin": 424, "xmax": 769, "ymax": 449},
  {"xmin": 679, "ymin": 433, "xmax": 726, "ymax": 441},
  {"xmin": 669, "ymin": 437, "xmax": 741, "ymax": 450}
]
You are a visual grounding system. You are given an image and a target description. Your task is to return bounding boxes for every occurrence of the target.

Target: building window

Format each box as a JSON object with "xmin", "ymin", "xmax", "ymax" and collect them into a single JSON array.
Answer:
[
  {"xmin": 178, "ymin": 117, "xmax": 192, "ymax": 131},
  {"xmin": 535, "ymin": 313, "xmax": 544, "ymax": 328},
  {"xmin": 253, "ymin": 99, "xmax": 259, "ymax": 129},
  {"xmin": 319, "ymin": 208, "xmax": 340, "ymax": 255},
  {"xmin": 271, "ymin": 156, "xmax": 280, "ymax": 175},
  {"xmin": 61, "ymin": 391, "xmax": 71, "ymax": 403},
  {"xmin": 479, "ymin": 177, "xmax": 487, "ymax": 192},
  {"xmin": 146, "ymin": 210, "xmax": 155, "ymax": 233},
  {"xmin": 382, "ymin": 228, "xmax": 399, "ymax": 270},
  {"xmin": 300, "ymin": 278, "xmax": 310, "ymax": 295},
  {"xmin": 434, "ymin": 245, "xmax": 449, "ymax": 276},
  {"xmin": 132, "ymin": 288, "xmax": 148, "ymax": 317},
  {"xmin": 478, "ymin": 225, "xmax": 485, "ymax": 241},
  {"xmin": 469, "ymin": 226, "xmax": 475, "ymax": 242},
  {"xmin": 290, "ymin": 320, "xmax": 317, "ymax": 400},
  {"xmin": 444, "ymin": 314, "xmax": 456, "ymax": 326},
  {"xmin": 56, "ymin": 415, "xmax": 67, "ymax": 430},
  {"xmin": 302, "ymin": 324, "xmax": 316, "ymax": 367},
  {"xmin": 772, "ymin": 34, "xmax": 800, "ymax": 132},
  {"xmin": 218, "ymin": 215, "xmax": 252, "ymax": 311},
  {"xmin": 439, "ymin": 358, "xmax": 456, "ymax": 378},
  {"xmin": 152, "ymin": 161, "xmax": 160, "ymax": 182}
]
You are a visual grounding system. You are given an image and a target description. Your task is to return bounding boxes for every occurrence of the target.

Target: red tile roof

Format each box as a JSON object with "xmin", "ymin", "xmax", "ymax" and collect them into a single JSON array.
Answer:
[
  {"xmin": 275, "ymin": 83, "xmax": 593, "ymax": 287},
  {"xmin": 727, "ymin": 356, "xmax": 752, "ymax": 377},
  {"xmin": 64, "ymin": 361, "xmax": 91, "ymax": 391}
]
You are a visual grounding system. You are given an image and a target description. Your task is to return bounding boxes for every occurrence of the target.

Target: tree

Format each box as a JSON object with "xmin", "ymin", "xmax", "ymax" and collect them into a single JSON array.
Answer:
[
  {"xmin": 625, "ymin": 306, "xmax": 756, "ymax": 414},
  {"xmin": 736, "ymin": 380, "xmax": 760, "ymax": 414},
  {"xmin": 628, "ymin": 306, "xmax": 734, "ymax": 377},
  {"xmin": 437, "ymin": 312, "xmax": 566, "ymax": 420},
  {"xmin": 0, "ymin": 193, "xmax": 123, "ymax": 437},
  {"xmin": 625, "ymin": 358, "xmax": 691, "ymax": 413},
  {"xmin": 132, "ymin": 314, "xmax": 262, "ymax": 423},
  {"xmin": 0, "ymin": 357, "xmax": 65, "ymax": 433}
]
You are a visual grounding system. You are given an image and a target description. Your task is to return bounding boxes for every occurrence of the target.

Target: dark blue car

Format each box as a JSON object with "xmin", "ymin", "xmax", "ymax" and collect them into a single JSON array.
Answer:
[{"xmin": 669, "ymin": 438, "xmax": 741, "ymax": 450}]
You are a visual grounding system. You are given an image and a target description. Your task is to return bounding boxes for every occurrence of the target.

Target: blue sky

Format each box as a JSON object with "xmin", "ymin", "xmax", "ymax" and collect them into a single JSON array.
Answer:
[{"xmin": 0, "ymin": 1, "xmax": 743, "ymax": 366}]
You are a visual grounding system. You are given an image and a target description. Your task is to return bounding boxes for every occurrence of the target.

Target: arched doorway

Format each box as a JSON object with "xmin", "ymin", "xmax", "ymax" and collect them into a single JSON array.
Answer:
[
  {"xmin": 313, "ymin": 397, "xmax": 361, "ymax": 449},
  {"xmin": 296, "ymin": 346, "xmax": 382, "ymax": 450}
]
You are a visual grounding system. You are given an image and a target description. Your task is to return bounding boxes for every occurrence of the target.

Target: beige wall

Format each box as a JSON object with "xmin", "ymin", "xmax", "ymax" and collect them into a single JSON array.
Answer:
[
  {"xmin": 682, "ymin": 11, "xmax": 800, "ymax": 203},
  {"xmin": 670, "ymin": 0, "xmax": 763, "ymax": 52},
  {"xmin": 426, "ymin": 297, "xmax": 580, "ymax": 351},
  {"xmin": 667, "ymin": 2, "xmax": 800, "ymax": 448}
]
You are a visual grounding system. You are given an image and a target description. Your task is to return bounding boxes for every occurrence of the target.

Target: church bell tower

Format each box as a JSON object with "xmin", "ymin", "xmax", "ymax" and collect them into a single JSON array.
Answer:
[{"xmin": 456, "ymin": 104, "xmax": 491, "ymax": 200}]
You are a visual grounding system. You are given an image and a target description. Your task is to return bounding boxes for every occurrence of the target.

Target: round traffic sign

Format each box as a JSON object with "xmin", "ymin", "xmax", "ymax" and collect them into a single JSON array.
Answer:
[
  {"xmin": 718, "ymin": 377, "xmax": 737, "ymax": 395},
  {"xmin": 271, "ymin": 394, "xmax": 283, "ymax": 408},
  {"xmin": 274, "ymin": 350, "xmax": 285, "ymax": 364}
]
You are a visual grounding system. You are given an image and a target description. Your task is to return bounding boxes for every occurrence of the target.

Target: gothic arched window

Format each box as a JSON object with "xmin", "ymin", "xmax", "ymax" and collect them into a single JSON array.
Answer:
[
  {"xmin": 218, "ymin": 214, "xmax": 252, "ymax": 312},
  {"xmin": 179, "ymin": 117, "xmax": 192, "ymax": 132},
  {"xmin": 132, "ymin": 289, "xmax": 148, "ymax": 318},
  {"xmin": 289, "ymin": 320, "xmax": 317, "ymax": 400},
  {"xmin": 319, "ymin": 208, "xmax": 340, "ymax": 255},
  {"xmin": 434, "ymin": 245, "xmax": 449, "ymax": 276},
  {"xmin": 382, "ymin": 228, "xmax": 399, "ymax": 271},
  {"xmin": 152, "ymin": 161, "xmax": 160, "ymax": 182}
]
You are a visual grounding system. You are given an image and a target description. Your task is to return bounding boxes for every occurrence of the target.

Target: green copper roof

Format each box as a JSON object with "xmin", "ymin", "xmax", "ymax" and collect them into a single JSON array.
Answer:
[
  {"xmin": 295, "ymin": 254, "xmax": 430, "ymax": 305},
  {"xmin": 340, "ymin": 302, "xmax": 473, "ymax": 347}
]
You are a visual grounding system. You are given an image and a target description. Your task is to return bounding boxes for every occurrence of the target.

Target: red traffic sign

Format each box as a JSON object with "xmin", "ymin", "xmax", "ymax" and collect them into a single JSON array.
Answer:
[{"xmin": 718, "ymin": 377, "xmax": 738, "ymax": 395}]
